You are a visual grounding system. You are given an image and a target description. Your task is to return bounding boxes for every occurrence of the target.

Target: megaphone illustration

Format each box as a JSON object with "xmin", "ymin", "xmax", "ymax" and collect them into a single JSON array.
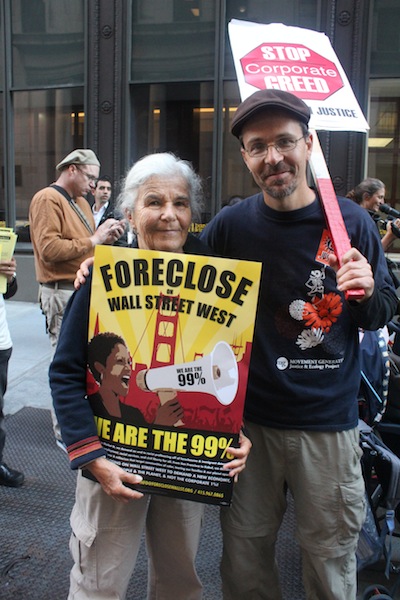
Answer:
[{"xmin": 136, "ymin": 341, "xmax": 239, "ymax": 407}]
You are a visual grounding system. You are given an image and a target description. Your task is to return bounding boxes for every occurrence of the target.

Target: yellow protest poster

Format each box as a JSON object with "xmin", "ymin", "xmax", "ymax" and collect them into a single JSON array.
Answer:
[
  {"xmin": 86, "ymin": 245, "xmax": 261, "ymax": 505},
  {"xmin": 0, "ymin": 228, "xmax": 17, "ymax": 293}
]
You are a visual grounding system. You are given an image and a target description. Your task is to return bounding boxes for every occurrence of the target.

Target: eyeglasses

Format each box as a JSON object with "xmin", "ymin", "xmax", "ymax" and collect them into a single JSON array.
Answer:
[
  {"xmin": 75, "ymin": 166, "xmax": 97, "ymax": 183},
  {"xmin": 243, "ymin": 135, "xmax": 306, "ymax": 159}
]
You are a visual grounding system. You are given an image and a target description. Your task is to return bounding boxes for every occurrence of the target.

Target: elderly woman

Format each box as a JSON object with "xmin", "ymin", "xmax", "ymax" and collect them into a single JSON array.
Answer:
[{"xmin": 50, "ymin": 153, "xmax": 250, "ymax": 600}]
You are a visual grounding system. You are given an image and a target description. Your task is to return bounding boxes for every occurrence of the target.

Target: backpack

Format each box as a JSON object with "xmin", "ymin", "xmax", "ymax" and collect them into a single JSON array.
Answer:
[
  {"xmin": 383, "ymin": 348, "xmax": 400, "ymax": 423},
  {"xmin": 358, "ymin": 329, "xmax": 390, "ymax": 425}
]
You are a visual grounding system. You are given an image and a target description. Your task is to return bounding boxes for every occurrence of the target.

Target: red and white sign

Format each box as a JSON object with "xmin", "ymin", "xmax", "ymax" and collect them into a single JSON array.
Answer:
[
  {"xmin": 240, "ymin": 43, "xmax": 343, "ymax": 101},
  {"xmin": 229, "ymin": 20, "xmax": 369, "ymax": 132}
]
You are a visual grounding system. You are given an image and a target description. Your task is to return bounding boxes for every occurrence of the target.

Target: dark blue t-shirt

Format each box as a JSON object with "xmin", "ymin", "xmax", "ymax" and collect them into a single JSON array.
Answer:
[{"xmin": 201, "ymin": 194, "xmax": 397, "ymax": 431}]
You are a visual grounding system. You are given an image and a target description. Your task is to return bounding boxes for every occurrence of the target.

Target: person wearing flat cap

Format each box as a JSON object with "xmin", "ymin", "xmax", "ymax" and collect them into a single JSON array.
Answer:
[
  {"xmin": 29, "ymin": 149, "xmax": 125, "ymax": 449},
  {"xmin": 200, "ymin": 89, "xmax": 398, "ymax": 599}
]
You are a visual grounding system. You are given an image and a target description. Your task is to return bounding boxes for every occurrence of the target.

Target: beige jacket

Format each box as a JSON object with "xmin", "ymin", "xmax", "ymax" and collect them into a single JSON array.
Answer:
[{"xmin": 29, "ymin": 186, "xmax": 95, "ymax": 283}]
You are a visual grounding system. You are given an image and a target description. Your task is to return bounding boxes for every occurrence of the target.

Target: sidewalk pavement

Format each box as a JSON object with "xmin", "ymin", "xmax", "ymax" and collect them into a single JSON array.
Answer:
[
  {"xmin": 5, "ymin": 300, "xmax": 52, "ymax": 416},
  {"xmin": 3, "ymin": 300, "xmax": 400, "ymax": 599}
]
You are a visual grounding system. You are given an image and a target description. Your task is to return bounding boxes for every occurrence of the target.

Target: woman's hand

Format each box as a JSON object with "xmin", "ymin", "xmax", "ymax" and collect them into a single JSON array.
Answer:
[
  {"xmin": 0, "ymin": 257, "xmax": 17, "ymax": 283},
  {"xmin": 85, "ymin": 456, "xmax": 143, "ymax": 503},
  {"xmin": 74, "ymin": 256, "xmax": 95, "ymax": 290},
  {"xmin": 223, "ymin": 430, "xmax": 252, "ymax": 482}
]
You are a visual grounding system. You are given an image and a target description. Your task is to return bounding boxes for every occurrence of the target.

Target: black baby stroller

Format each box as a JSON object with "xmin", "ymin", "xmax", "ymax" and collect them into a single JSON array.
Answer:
[
  {"xmin": 358, "ymin": 420, "xmax": 400, "ymax": 599},
  {"xmin": 357, "ymin": 325, "xmax": 400, "ymax": 599}
]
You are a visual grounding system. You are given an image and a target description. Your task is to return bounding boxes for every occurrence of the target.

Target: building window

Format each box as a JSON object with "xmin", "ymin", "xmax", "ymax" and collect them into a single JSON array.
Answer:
[
  {"xmin": 131, "ymin": 0, "xmax": 216, "ymax": 82},
  {"xmin": 368, "ymin": 80, "xmax": 399, "ymax": 210},
  {"xmin": 11, "ymin": 0, "xmax": 84, "ymax": 89},
  {"xmin": 367, "ymin": 0, "xmax": 400, "ymax": 252},
  {"xmin": 13, "ymin": 88, "xmax": 84, "ymax": 241},
  {"xmin": 130, "ymin": 82, "xmax": 214, "ymax": 221}
]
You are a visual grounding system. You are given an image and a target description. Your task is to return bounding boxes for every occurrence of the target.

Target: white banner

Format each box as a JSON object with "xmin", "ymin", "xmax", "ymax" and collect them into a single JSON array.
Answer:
[{"xmin": 228, "ymin": 20, "xmax": 369, "ymax": 132}]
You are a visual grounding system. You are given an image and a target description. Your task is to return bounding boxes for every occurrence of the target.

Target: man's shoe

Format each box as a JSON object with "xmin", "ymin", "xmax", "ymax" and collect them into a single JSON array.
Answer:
[{"xmin": 0, "ymin": 463, "xmax": 24, "ymax": 487}]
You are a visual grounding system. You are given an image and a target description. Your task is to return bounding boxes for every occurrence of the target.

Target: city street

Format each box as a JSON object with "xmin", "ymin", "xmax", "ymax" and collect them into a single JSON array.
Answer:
[{"xmin": 1, "ymin": 301, "xmax": 399, "ymax": 599}]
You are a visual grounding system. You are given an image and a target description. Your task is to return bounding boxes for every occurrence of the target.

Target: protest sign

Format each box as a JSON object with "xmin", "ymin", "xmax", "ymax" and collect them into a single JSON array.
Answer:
[
  {"xmin": 228, "ymin": 19, "xmax": 369, "ymax": 299},
  {"xmin": 86, "ymin": 245, "xmax": 261, "ymax": 506},
  {"xmin": 0, "ymin": 227, "xmax": 17, "ymax": 293},
  {"xmin": 228, "ymin": 19, "xmax": 369, "ymax": 132}
]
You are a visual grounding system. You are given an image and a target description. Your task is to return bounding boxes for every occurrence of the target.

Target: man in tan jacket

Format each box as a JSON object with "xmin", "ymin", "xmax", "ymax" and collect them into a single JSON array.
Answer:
[{"xmin": 29, "ymin": 149, "xmax": 125, "ymax": 448}]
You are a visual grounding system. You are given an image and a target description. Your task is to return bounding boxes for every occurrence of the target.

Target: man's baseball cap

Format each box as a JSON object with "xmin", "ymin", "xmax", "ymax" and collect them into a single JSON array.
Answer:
[
  {"xmin": 231, "ymin": 89, "xmax": 311, "ymax": 138},
  {"xmin": 56, "ymin": 149, "xmax": 100, "ymax": 171}
]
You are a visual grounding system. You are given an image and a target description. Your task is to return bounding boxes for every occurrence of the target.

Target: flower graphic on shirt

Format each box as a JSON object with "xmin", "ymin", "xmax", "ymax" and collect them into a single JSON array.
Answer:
[
  {"xmin": 286, "ymin": 255, "xmax": 344, "ymax": 351},
  {"xmin": 302, "ymin": 293, "xmax": 342, "ymax": 333},
  {"xmin": 289, "ymin": 299, "xmax": 305, "ymax": 321},
  {"xmin": 289, "ymin": 292, "xmax": 343, "ymax": 349},
  {"xmin": 296, "ymin": 328, "xmax": 324, "ymax": 350}
]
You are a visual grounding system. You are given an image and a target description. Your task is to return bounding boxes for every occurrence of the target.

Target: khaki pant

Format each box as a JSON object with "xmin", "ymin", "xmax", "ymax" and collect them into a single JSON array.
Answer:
[
  {"xmin": 39, "ymin": 283, "xmax": 74, "ymax": 353},
  {"xmin": 220, "ymin": 423, "xmax": 365, "ymax": 600},
  {"xmin": 39, "ymin": 283, "xmax": 74, "ymax": 441},
  {"xmin": 69, "ymin": 472, "xmax": 204, "ymax": 600}
]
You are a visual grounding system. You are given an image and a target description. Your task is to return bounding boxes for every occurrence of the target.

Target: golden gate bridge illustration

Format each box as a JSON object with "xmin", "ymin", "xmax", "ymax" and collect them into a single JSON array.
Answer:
[{"xmin": 125, "ymin": 291, "xmax": 250, "ymax": 432}]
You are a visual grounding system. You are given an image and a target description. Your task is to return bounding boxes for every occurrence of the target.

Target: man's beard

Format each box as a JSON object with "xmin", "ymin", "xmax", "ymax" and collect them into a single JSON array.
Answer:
[{"xmin": 260, "ymin": 166, "xmax": 298, "ymax": 200}]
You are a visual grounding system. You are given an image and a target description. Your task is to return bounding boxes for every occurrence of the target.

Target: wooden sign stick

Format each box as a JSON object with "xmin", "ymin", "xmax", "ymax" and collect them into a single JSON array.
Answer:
[{"xmin": 309, "ymin": 129, "xmax": 365, "ymax": 301}]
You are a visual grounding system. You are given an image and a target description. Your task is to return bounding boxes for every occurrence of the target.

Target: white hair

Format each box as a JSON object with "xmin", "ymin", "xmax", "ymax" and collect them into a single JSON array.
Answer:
[{"xmin": 117, "ymin": 152, "xmax": 203, "ymax": 221}]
